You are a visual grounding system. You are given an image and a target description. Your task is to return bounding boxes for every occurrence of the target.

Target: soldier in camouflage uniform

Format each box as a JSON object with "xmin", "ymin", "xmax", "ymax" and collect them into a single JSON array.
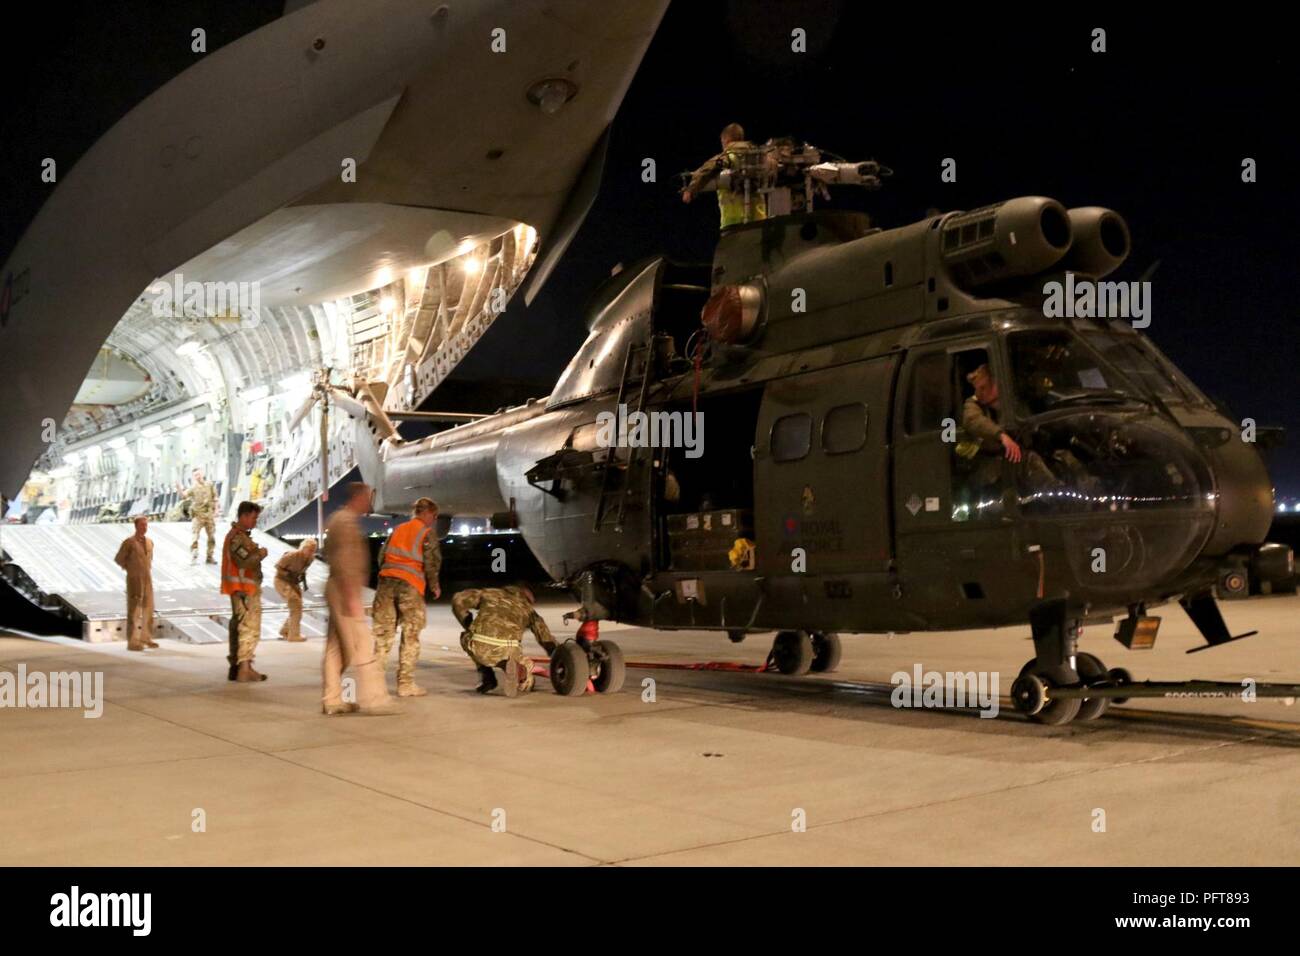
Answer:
[
  {"xmin": 452, "ymin": 584, "xmax": 555, "ymax": 698},
  {"xmin": 372, "ymin": 498, "xmax": 441, "ymax": 697},
  {"xmin": 221, "ymin": 501, "xmax": 268, "ymax": 682},
  {"xmin": 274, "ymin": 537, "xmax": 317, "ymax": 642},
  {"xmin": 182, "ymin": 468, "xmax": 219, "ymax": 565},
  {"xmin": 960, "ymin": 364, "xmax": 1061, "ymax": 492}
]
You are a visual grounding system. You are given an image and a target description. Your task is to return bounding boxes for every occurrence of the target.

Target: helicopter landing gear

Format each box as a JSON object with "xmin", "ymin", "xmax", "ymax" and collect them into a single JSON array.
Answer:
[
  {"xmin": 1013, "ymin": 599, "xmax": 1084, "ymax": 725},
  {"xmin": 810, "ymin": 632, "xmax": 842, "ymax": 673},
  {"xmin": 589, "ymin": 639, "xmax": 626, "ymax": 694},
  {"xmin": 767, "ymin": 630, "xmax": 813, "ymax": 675},
  {"xmin": 549, "ymin": 633, "xmax": 626, "ymax": 696},
  {"xmin": 1011, "ymin": 599, "xmax": 1130, "ymax": 725}
]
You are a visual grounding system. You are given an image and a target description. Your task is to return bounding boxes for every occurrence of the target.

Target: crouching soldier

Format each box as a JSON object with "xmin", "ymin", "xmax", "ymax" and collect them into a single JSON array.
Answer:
[
  {"xmin": 452, "ymin": 584, "xmax": 555, "ymax": 697},
  {"xmin": 274, "ymin": 537, "xmax": 317, "ymax": 642}
]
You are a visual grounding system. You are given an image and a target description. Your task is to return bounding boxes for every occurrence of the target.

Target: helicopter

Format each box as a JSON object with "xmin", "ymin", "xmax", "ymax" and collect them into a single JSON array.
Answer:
[{"xmin": 328, "ymin": 139, "xmax": 1291, "ymax": 725}]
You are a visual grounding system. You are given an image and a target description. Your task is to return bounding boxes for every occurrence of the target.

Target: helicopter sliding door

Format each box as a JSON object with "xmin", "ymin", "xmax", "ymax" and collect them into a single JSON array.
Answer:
[
  {"xmin": 752, "ymin": 356, "xmax": 896, "ymax": 630},
  {"xmin": 891, "ymin": 340, "xmax": 1030, "ymax": 628}
]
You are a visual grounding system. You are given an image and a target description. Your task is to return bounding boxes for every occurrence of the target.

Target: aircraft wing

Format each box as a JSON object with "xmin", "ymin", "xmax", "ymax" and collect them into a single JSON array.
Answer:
[{"xmin": 0, "ymin": 0, "xmax": 668, "ymax": 497}]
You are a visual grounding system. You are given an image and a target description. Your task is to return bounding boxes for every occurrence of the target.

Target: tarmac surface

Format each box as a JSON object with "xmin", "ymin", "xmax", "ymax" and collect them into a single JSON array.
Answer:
[{"xmin": 2, "ymin": 593, "xmax": 1298, "ymax": 866}]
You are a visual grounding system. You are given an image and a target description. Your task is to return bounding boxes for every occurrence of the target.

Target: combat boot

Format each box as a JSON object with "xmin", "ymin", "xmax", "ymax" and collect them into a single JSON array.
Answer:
[
  {"xmin": 474, "ymin": 666, "xmax": 498, "ymax": 694},
  {"xmin": 497, "ymin": 661, "xmax": 518, "ymax": 698},
  {"xmin": 236, "ymin": 661, "xmax": 268, "ymax": 682},
  {"xmin": 205, "ymin": 555, "xmax": 217, "ymax": 565},
  {"xmin": 322, "ymin": 702, "xmax": 359, "ymax": 716},
  {"xmin": 397, "ymin": 682, "xmax": 427, "ymax": 697},
  {"xmin": 144, "ymin": 639, "xmax": 160, "ymax": 649},
  {"xmin": 356, "ymin": 699, "xmax": 400, "ymax": 716}
]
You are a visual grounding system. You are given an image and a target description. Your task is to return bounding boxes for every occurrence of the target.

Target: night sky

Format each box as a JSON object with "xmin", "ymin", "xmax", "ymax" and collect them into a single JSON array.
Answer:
[{"xmin": 2, "ymin": 2, "xmax": 1296, "ymax": 493}]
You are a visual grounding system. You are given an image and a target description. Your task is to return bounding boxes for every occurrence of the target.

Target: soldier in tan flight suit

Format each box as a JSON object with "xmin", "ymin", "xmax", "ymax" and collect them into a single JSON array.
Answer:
[
  {"xmin": 181, "ymin": 468, "xmax": 219, "ymax": 565},
  {"xmin": 321, "ymin": 482, "xmax": 398, "ymax": 716},
  {"xmin": 453, "ymin": 584, "xmax": 556, "ymax": 698},
  {"xmin": 274, "ymin": 537, "xmax": 317, "ymax": 642},
  {"xmin": 114, "ymin": 516, "xmax": 159, "ymax": 651}
]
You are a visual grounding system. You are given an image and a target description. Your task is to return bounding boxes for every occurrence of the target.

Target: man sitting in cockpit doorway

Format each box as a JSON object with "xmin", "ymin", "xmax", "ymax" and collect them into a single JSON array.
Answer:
[{"xmin": 959, "ymin": 364, "xmax": 1061, "ymax": 493}]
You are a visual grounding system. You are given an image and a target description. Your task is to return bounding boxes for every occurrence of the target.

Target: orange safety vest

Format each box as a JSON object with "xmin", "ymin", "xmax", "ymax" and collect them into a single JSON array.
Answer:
[
  {"xmin": 379, "ymin": 518, "xmax": 430, "ymax": 593},
  {"xmin": 220, "ymin": 525, "xmax": 259, "ymax": 595}
]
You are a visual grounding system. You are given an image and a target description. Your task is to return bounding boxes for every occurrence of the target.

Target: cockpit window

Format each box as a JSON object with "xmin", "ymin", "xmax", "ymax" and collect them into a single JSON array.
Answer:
[
  {"xmin": 1007, "ymin": 330, "xmax": 1133, "ymax": 416},
  {"xmin": 1080, "ymin": 332, "xmax": 1198, "ymax": 404}
]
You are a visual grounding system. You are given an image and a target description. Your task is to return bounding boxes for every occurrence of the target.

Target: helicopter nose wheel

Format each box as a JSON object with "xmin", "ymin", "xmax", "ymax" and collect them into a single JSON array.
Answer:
[{"xmin": 1012, "ymin": 661, "xmax": 1081, "ymax": 725}]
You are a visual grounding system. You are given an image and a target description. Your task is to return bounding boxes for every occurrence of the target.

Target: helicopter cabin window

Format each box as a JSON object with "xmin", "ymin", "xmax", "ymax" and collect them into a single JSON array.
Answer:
[
  {"xmin": 771, "ymin": 413, "xmax": 813, "ymax": 462},
  {"xmin": 822, "ymin": 403, "xmax": 868, "ymax": 454}
]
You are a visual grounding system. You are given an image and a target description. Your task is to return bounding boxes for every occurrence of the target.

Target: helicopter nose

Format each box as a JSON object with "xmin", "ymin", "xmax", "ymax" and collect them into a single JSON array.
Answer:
[{"xmin": 1191, "ymin": 425, "xmax": 1275, "ymax": 558}]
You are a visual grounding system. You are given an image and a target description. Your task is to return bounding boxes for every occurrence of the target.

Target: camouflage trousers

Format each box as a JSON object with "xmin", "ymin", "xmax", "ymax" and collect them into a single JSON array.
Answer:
[
  {"xmin": 274, "ymin": 578, "xmax": 304, "ymax": 640},
  {"xmin": 460, "ymin": 631, "xmax": 534, "ymax": 693},
  {"xmin": 191, "ymin": 515, "xmax": 216, "ymax": 559},
  {"xmin": 372, "ymin": 577, "xmax": 426, "ymax": 686},
  {"xmin": 228, "ymin": 590, "xmax": 262, "ymax": 668}
]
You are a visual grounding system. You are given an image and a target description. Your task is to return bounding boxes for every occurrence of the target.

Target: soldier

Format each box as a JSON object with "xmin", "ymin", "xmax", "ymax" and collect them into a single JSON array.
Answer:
[
  {"xmin": 274, "ymin": 537, "xmax": 317, "ymax": 642},
  {"xmin": 221, "ymin": 501, "xmax": 269, "ymax": 682},
  {"xmin": 114, "ymin": 516, "xmax": 158, "ymax": 651},
  {"xmin": 681, "ymin": 122, "xmax": 767, "ymax": 229},
  {"xmin": 321, "ymin": 482, "xmax": 397, "ymax": 716},
  {"xmin": 373, "ymin": 497, "xmax": 441, "ymax": 697},
  {"xmin": 181, "ymin": 468, "xmax": 219, "ymax": 565},
  {"xmin": 452, "ymin": 584, "xmax": 556, "ymax": 698},
  {"xmin": 961, "ymin": 364, "xmax": 1061, "ymax": 491}
]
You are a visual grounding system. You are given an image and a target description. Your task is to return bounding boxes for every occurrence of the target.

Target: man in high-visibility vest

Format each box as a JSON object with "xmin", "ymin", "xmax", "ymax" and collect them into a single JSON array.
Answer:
[
  {"xmin": 372, "ymin": 497, "xmax": 441, "ymax": 697},
  {"xmin": 221, "ymin": 500, "xmax": 268, "ymax": 682},
  {"xmin": 681, "ymin": 122, "xmax": 768, "ymax": 230}
]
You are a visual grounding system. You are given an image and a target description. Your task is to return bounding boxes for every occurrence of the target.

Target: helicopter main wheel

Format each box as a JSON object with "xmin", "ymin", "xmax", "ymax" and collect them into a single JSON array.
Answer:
[
  {"xmin": 590, "ymin": 639, "xmax": 625, "ymax": 694},
  {"xmin": 1014, "ymin": 660, "xmax": 1082, "ymax": 725},
  {"xmin": 1073, "ymin": 652, "xmax": 1110, "ymax": 721},
  {"xmin": 809, "ymin": 632, "xmax": 842, "ymax": 673},
  {"xmin": 768, "ymin": 630, "xmax": 813, "ymax": 676},
  {"xmin": 549, "ymin": 641, "xmax": 589, "ymax": 697},
  {"xmin": 727, "ymin": 629, "xmax": 747, "ymax": 644}
]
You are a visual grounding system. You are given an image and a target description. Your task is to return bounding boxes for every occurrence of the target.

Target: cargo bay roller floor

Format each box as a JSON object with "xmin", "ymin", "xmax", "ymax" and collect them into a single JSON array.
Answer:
[{"xmin": 2, "ymin": 595, "xmax": 1298, "ymax": 866}]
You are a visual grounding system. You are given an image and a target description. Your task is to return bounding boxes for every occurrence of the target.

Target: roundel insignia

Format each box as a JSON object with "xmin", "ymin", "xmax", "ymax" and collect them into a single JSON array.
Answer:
[{"xmin": 782, "ymin": 514, "xmax": 799, "ymax": 536}]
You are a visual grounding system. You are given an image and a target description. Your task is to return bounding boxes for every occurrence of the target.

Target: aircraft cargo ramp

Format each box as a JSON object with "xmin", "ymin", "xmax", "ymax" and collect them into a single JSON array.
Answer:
[{"xmin": 0, "ymin": 522, "xmax": 352, "ymax": 643}]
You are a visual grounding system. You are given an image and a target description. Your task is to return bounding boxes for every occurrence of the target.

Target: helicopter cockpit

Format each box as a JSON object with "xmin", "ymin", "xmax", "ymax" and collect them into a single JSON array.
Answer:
[{"xmin": 945, "ymin": 319, "xmax": 1217, "ymax": 524}]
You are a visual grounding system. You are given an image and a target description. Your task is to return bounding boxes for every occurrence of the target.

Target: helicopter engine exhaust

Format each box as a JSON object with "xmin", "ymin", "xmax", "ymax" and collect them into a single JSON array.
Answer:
[
  {"xmin": 940, "ymin": 196, "xmax": 1073, "ymax": 290},
  {"xmin": 1059, "ymin": 206, "xmax": 1131, "ymax": 278}
]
